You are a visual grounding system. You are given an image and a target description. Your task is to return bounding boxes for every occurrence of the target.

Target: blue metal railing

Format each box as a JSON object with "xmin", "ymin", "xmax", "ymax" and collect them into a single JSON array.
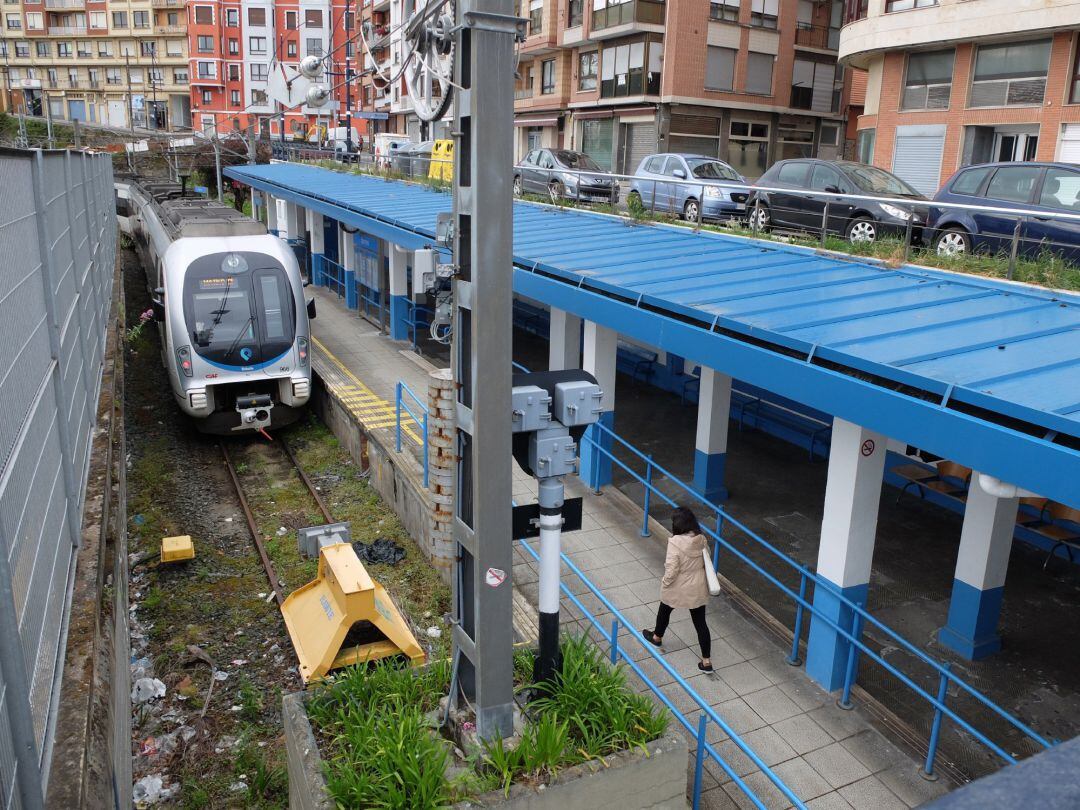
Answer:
[
  {"xmin": 395, "ymin": 381, "xmax": 429, "ymax": 488},
  {"xmin": 320, "ymin": 256, "xmax": 347, "ymax": 299},
  {"xmin": 404, "ymin": 302, "xmax": 433, "ymax": 351},
  {"xmin": 581, "ymin": 419, "xmax": 1053, "ymax": 776},
  {"xmin": 517, "ymin": 536, "xmax": 806, "ymax": 810}
]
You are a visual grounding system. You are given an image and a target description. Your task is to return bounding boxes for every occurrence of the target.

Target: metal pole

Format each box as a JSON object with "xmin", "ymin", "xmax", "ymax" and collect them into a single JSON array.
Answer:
[
  {"xmin": 820, "ymin": 201, "xmax": 830, "ymax": 248},
  {"xmin": 921, "ymin": 663, "xmax": 952, "ymax": 781},
  {"xmin": 449, "ymin": 0, "xmax": 517, "ymax": 740},
  {"xmin": 1007, "ymin": 217, "xmax": 1022, "ymax": 280},
  {"xmin": 73, "ymin": 118, "xmax": 80, "ymax": 149},
  {"xmin": 45, "ymin": 94, "xmax": 54, "ymax": 148},
  {"xmin": 691, "ymin": 713, "xmax": 708, "ymax": 810},
  {"xmin": 903, "ymin": 206, "xmax": 913, "ymax": 263},
  {"xmin": 214, "ymin": 136, "xmax": 223, "ymax": 202},
  {"xmin": 837, "ymin": 603, "xmax": 864, "ymax": 710},
  {"xmin": 345, "ymin": 0, "xmax": 353, "ymax": 155},
  {"xmin": 534, "ymin": 477, "xmax": 565, "ymax": 686},
  {"xmin": 640, "ymin": 456, "xmax": 652, "ymax": 537},
  {"xmin": 609, "ymin": 619, "xmax": 619, "ymax": 665},
  {"xmin": 787, "ymin": 568, "xmax": 809, "ymax": 666}
]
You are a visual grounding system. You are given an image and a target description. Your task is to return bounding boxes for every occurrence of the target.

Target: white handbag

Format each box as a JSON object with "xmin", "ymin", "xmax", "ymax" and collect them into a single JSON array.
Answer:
[{"xmin": 702, "ymin": 547, "xmax": 722, "ymax": 597}]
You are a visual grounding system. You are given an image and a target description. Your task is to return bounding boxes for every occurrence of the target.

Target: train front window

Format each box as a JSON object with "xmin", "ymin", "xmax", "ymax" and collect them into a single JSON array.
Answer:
[{"xmin": 183, "ymin": 253, "xmax": 296, "ymax": 367}]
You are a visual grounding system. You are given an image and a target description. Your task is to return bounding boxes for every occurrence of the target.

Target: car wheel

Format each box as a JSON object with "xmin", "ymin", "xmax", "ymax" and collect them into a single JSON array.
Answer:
[
  {"xmin": 627, "ymin": 190, "xmax": 642, "ymax": 209},
  {"xmin": 847, "ymin": 217, "xmax": 877, "ymax": 244},
  {"xmin": 513, "ymin": 175, "xmax": 522, "ymax": 197},
  {"xmin": 683, "ymin": 198, "xmax": 700, "ymax": 222},
  {"xmin": 749, "ymin": 204, "xmax": 770, "ymax": 232},
  {"xmin": 935, "ymin": 227, "xmax": 970, "ymax": 257},
  {"xmin": 548, "ymin": 180, "xmax": 564, "ymax": 203}
]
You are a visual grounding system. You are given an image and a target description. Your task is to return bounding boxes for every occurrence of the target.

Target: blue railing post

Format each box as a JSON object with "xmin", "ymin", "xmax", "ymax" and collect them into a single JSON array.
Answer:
[
  {"xmin": 712, "ymin": 511, "xmax": 723, "ymax": 569},
  {"xmin": 422, "ymin": 411, "xmax": 430, "ymax": 488},
  {"xmin": 837, "ymin": 603, "xmax": 865, "ymax": 710},
  {"xmin": 395, "ymin": 382, "xmax": 403, "ymax": 453},
  {"xmin": 787, "ymin": 567, "xmax": 810, "ymax": 666},
  {"xmin": 691, "ymin": 713, "xmax": 709, "ymax": 810},
  {"xmin": 609, "ymin": 619, "xmax": 619, "ymax": 665},
  {"xmin": 640, "ymin": 456, "xmax": 653, "ymax": 537},
  {"xmin": 921, "ymin": 663, "xmax": 952, "ymax": 781}
]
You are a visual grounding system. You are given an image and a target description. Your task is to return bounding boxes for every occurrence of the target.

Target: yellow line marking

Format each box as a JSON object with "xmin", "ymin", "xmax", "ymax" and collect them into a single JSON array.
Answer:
[{"xmin": 311, "ymin": 335, "xmax": 422, "ymax": 445}]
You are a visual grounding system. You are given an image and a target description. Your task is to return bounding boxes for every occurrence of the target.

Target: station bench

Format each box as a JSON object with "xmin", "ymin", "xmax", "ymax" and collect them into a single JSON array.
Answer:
[
  {"xmin": 893, "ymin": 460, "xmax": 972, "ymax": 505},
  {"xmin": 513, "ymin": 300, "xmax": 549, "ymax": 336},
  {"xmin": 1016, "ymin": 501, "xmax": 1080, "ymax": 571},
  {"xmin": 617, "ymin": 342, "xmax": 659, "ymax": 384}
]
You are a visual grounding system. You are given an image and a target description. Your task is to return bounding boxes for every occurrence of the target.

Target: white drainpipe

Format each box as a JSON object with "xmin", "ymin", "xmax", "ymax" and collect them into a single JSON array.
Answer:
[{"xmin": 977, "ymin": 473, "xmax": 1039, "ymax": 500}]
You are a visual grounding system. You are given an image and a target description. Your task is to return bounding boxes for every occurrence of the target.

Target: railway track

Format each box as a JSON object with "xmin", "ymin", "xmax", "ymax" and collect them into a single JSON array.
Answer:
[{"xmin": 219, "ymin": 435, "xmax": 335, "ymax": 607}]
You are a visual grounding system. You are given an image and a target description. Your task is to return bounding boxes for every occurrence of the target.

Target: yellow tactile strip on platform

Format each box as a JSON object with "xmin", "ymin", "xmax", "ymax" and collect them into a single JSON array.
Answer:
[{"xmin": 311, "ymin": 335, "xmax": 422, "ymax": 445}]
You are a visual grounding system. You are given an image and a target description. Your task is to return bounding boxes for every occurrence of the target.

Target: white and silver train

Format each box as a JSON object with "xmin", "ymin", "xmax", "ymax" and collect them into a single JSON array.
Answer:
[{"xmin": 122, "ymin": 180, "xmax": 314, "ymax": 434}]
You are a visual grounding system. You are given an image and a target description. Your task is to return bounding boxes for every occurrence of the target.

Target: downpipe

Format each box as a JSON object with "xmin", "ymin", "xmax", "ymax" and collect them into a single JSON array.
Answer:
[
  {"xmin": 534, "ymin": 478, "xmax": 565, "ymax": 686},
  {"xmin": 977, "ymin": 473, "xmax": 1038, "ymax": 500}
]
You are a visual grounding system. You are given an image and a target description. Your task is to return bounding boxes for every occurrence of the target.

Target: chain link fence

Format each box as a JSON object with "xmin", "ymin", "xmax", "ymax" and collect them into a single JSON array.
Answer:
[{"xmin": 0, "ymin": 148, "xmax": 116, "ymax": 809}]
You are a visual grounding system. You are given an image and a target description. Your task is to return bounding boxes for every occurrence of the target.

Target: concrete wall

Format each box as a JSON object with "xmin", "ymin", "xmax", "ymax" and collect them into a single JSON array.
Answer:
[{"xmin": 282, "ymin": 693, "xmax": 335, "ymax": 810}]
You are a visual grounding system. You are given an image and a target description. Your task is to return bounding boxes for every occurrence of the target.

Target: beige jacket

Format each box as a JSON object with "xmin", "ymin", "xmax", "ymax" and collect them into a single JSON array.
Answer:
[{"xmin": 660, "ymin": 532, "xmax": 709, "ymax": 609}]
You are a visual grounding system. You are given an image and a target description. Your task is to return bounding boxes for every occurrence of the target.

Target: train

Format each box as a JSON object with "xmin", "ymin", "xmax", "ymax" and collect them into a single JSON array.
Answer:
[{"xmin": 121, "ymin": 180, "xmax": 314, "ymax": 435}]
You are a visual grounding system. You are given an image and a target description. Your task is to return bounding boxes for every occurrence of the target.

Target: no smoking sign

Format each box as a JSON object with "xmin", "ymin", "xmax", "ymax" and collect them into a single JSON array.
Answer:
[{"xmin": 861, "ymin": 439, "xmax": 876, "ymax": 457}]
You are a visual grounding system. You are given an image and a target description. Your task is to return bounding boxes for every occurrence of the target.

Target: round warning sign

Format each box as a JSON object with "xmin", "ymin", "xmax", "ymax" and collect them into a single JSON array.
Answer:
[
  {"xmin": 861, "ymin": 439, "xmax": 876, "ymax": 457},
  {"xmin": 485, "ymin": 567, "xmax": 507, "ymax": 588}
]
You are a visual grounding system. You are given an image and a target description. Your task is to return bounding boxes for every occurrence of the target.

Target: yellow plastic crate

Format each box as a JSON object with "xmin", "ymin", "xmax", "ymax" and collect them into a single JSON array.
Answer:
[{"xmin": 160, "ymin": 535, "xmax": 195, "ymax": 563}]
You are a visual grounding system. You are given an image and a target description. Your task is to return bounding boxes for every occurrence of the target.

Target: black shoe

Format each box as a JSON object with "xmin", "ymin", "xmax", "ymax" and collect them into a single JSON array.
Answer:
[
  {"xmin": 641, "ymin": 628, "xmax": 662, "ymax": 647},
  {"xmin": 698, "ymin": 661, "xmax": 714, "ymax": 673}
]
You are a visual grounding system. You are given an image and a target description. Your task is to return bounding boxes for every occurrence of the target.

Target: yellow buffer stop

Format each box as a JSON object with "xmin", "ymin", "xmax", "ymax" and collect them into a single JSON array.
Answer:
[
  {"xmin": 160, "ymin": 535, "xmax": 195, "ymax": 563},
  {"xmin": 281, "ymin": 542, "xmax": 425, "ymax": 684}
]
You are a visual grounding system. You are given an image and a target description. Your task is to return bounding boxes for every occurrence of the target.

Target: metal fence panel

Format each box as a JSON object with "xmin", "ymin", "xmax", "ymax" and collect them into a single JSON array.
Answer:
[{"xmin": 0, "ymin": 148, "xmax": 115, "ymax": 809}]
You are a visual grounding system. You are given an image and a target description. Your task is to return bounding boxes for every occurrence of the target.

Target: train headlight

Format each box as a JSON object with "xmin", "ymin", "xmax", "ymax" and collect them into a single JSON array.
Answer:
[
  {"xmin": 176, "ymin": 345, "xmax": 193, "ymax": 377},
  {"xmin": 221, "ymin": 253, "xmax": 248, "ymax": 274},
  {"xmin": 297, "ymin": 336, "xmax": 309, "ymax": 368}
]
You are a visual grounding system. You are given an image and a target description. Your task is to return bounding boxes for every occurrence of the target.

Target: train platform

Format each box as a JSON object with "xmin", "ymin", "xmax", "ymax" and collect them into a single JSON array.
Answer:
[{"xmin": 306, "ymin": 286, "xmax": 946, "ymax": 810}]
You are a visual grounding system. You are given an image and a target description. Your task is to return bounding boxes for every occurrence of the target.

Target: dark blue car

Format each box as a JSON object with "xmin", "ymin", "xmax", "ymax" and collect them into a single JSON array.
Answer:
[{"xmin": 927, "ymin": 162, "xmax": 1080, "ymax": 263}]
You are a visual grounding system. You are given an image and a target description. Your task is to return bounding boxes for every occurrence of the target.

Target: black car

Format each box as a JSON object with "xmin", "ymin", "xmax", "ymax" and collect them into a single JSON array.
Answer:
[{"xmin": 748, "ymin": 159, "xmax": 929, "ymax": 244}]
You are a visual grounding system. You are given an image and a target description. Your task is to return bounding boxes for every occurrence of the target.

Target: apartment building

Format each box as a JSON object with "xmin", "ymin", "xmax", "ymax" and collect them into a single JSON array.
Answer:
[
  {"xmin": 0, "ymin": 0, "xmax": 190, "ymax": 130},
  {"xmin": 188, "ymin": 0, "xmax": 375, "ymax": 140},
  {"xmin": 839, "ymin": 0, "xmax": 1080, "ymax": 194},
  {"xmin": 511, "ymin": 0, "xmax": 851, "ymax": 178}
]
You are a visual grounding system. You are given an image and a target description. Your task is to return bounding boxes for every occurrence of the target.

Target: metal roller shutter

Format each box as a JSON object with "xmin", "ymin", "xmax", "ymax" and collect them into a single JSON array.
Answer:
[
  {"xmin": 622, "ymin": 121, "xmax": 657, "ymax": 174},
  {"xmin": 891, "ymin": 124, "xmax": 946, "ymax": 196},
  {"xmin": 668, "ymin": 136, "xmax": 719, "ymax": 157},
  {"xmin": 1060, "ymin": 124, "xmax": 1080, "ymax": 163}
]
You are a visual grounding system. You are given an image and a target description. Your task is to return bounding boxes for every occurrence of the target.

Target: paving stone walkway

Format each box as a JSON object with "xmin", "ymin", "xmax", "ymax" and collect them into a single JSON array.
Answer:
[{"xmin": 309, "ymin": 287, "xmax": 950, "ymax": 810}]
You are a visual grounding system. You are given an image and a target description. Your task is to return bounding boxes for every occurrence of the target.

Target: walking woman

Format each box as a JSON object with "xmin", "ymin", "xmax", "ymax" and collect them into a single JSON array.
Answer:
[{"xmin": 642, "ymin": 506, "xmax": 714, "ymax": 672}]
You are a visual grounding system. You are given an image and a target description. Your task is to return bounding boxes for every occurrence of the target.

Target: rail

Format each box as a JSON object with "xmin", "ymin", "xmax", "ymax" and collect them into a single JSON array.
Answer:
[
  {"xmin": 517, "ymin": 534, "xmax": 805, "ymax": 809},
  {"xmin": 395, "ymin": 381, "xmax": 429, "ymax": 488},
  {"xmin": 579, "ymin": 419, "xmax": 1053, "ymax": 777}
]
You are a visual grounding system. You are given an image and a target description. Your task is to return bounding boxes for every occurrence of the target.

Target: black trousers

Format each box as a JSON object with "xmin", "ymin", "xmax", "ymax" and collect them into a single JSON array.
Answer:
[{"xmin": 654, "ymin": 602, "xmax": 711, "ymax": 659}]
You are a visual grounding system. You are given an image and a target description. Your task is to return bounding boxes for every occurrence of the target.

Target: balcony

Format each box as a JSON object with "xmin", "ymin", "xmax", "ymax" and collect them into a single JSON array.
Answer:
[
  {"xmin": 515, "ymin": 86, "xmax": 534, "ymax": 99},
  {"xmin": 150, "ymin": 0, "xmax": 184, "ymax": 7},
  {"xmin": 590, "ymin": 0, "xmax": 664, "ymax": 38},
  {"xmin": 154, "ymin": 24, "xmax": 184, "ymax": 33},
  {"xmin": 44, "ymin": 0, "xmax": 84, "ymax": 8},
  {"xmin": 794, "ymin": 23, "xmax": 839, "ymax": 50},
  {"xmin": 48, "ymin": 25, "xmax": 86, "ymax": 34}
]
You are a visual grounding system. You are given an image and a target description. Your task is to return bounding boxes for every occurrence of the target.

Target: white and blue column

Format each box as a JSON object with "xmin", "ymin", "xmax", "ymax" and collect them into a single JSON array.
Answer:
[
  {"xmin": 693, "ymin": 368, "xmax": 731, "ymax": 503},
  {"xmin": 306, "ymin": 209, "xmax": 325, "ymax": 286},
  {"xmin": 938, "ymin": 477, "xmax": 1018, "ymax": 659},
  {"xmin": 806, "ymin": 418, "xmax": 886, "ymax": 691},
  {"xmin": 580, "ymin": 321, "xmax": 616, "ymax": 489},
  {"xmin": 388, "ymin": 244, "xmax": 410, "ymax": 341},
  {"xmin": 283, "ymin": 201, "xmax": 302, "ymax": 240},
  {"xmin": 341, "ymin": 224, "xmax": 358, "ymax": 310},
  {"xmin": 548, "ymin": 308, "xmax": 581, "ymax": 371},
  {"xmin": 266, "ymin": 195, "xmax": 278, "ymax": 235}
]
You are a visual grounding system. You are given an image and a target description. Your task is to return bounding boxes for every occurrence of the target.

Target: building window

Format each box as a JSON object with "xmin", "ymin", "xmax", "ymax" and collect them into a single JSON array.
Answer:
[
  {"xmin": 174, "ymin": 68, "xmax": 188, "ymax": 84},
  {"xmin": 251, "ymin": 63, "xmax": 268, "ymax": 81},
  {"xmin": 791, "ymin": 57, "xmax": 839, "ymax": 111},
  {"xmin": 133, "ymin": 10, "xmax": 149, "ymax": 27},
  {"xmin": 149, "ymin": 68, "xmax": 163, "ymax": 85},
  {"xmin": 885, "ymin": 0, "xmax": 936, "ymax": 10},
  {"xmin": 855, "ymin": 128, "xmax": 874, "ymax": 163},
  {"xmin": 285, "ymin": 10, "xmax": 297, "ymax": 28},
  {"xmin": 14, "ymin": 41, "xmax": 28, "ymax": 57},
  {"xmin": 777, "ymin": 124, "xmax": 814, "ymax": 160},
  {"xmin": 57, "ymin": 42, "xmax": 72, "ymax": 57},
  {"xmin": 819, "ymin": 122, "xmax": 840, "ymax": 148},
  {"xmin": 600, "ymin": 37, "xmax": 661, "ymax": 97},
  {"xmin": 593, "ymin": 0, "xmax": 664, "ymax": 31},
  {"xmin": 710, "ymin": 0, "xmax": 739, "ymax": 22},
  {"xmin": 197, "ymin": 61, "xmax": 215, "ymax": 78},
  {"xmin": 197, "ymin": 35, "xmax": 213, "ymax": 52},
  {"xmin": 705, "ymin": 45, "xmax": 735, "ymax": 91},
  {"xmin": 540, "ymin": 58, "xmax": 556, "ymax": 93},
  {"xmin": 4, "ymin": 13, "xmax": 19, "ymax": 29},
  {"xmin": 111, "ymin": 11, "xmax": 126, "ymax": 27},
  {"xmin": 76, "ymin": 40, "xmax": 91, "ymax": 57},
  {"xmin": 745, "ymin": 51, "xmax": 773, "ymax": 95},
  {"xmin": 750, "ymin": 0, "xmax": 777, "ymax": 28},
  {"xmin": 88, "ymin": 11, "xmax": 105, "ymax": 28},
  {"xmin": 900, "ymin": 49, "xmax": 953, "ymax": 110},
  {"xmin": 568, "ymin": 0, "xmax": 583, "ymax": 27},
  {"xmin": 306, "ymin": 38, "xmax": 323, "ymax": 56},
  {"xmin": 528, "ymin": 0, "xmax": 543, "ymax": 33},
  {"xmin": 1073, "ymin": 43, "xmax": 1080, "ymax": 104},
  {"xmin": 970, "ymin": 39, "xmax": 1051, "ymax": 108},
  {"xmin": 580, "ymin": 117, "xmax": 613, "ymax": 169},
  {"xmin": 230, "ymin": 89, "xmax": 240, "ymax": 105},
  {"xmin": 249, "ymin": 36, "xmax": 266, "ymax": 54},
  {"xmin": 228, "ymin": 63, "xmax": 240, "ymax": 80},
  {"xmin": 225, "ymin": 8, "xmax": 237, "ymax": 26},
  {"xmin": 166, "ymin": 39, "xmax": 182, "ymax": 56},
  {"xmin": 247, "ymin": 7, "xmax": 265, "ymax": 26},
  {"xmin": 201, "ymin": 90, "xmax": 212, "ymax": 104},
  {"xmin": 305, "ymin": 9, "xmax": 322, "ymax": 27},
  {"xmin": 193, "ymin": 5, "xmax": 212, "ymax": 24},
  {"xmin": 140, "ymin": 40, "xmax": 154, "ymax": 56},
  {"xmin": 98, "ymin": 41, "xmax": 111, "ymax": 57},
  {"xmin": 106, "ymin": 67, "xmax": 121, "ymax": 85},
  {"xmin": 36, "ymin": 41, "xmax": 47, "ymax": 56},
  {"xmin": 228, "ymin": 38, "xmax": 238, "ymax": 55},
  {"xmin": 728, "ymin": 120, "xmax": 769, "ymax": 178},
  {"xmin": 287, "ymin": 41, "xmax": 297, "ymax": 57},
  {"xmin": 578, "ymin": 51, "xmax": 597, "ymax": 90},
  {"xmin": 129, "ymin": 68, "xmax": 143, "ymax": 84}
]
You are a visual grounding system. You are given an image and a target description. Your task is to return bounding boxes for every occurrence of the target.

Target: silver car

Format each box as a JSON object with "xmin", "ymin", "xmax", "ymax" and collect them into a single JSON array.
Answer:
[
  {"xmin": 629, "ymin": 153, "xmax": 749, "ymax": 221},
  {"xmin": 513, "ymin": 148, "xmax": 619, "ymax": 204}
]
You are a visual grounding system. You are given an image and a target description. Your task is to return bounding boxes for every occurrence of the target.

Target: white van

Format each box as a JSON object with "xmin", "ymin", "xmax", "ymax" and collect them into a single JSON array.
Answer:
[
  {"xmin": 328, "ymin": 126, "xmax": 361, "ymax": 156},
  {"xmin": 374, "ymin": 133, "xmax": 412, "ymax": 167}
]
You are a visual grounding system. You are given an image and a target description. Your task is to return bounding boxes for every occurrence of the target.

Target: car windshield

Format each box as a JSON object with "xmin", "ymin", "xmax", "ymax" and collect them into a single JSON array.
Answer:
[
  {"xmin": 183, "ymin": 252, "xmax": 295, "ymax": 367},
  {"xmin": 554, "ymin": 151, "xmax": 602, "ymax": 171},
  {"xmin": 842, "ymin": 164, "xmax": 921, "ymax": 197},
  {"xmin": 686, "ymin": 158, "xmax": 740, "ymax": 181}
]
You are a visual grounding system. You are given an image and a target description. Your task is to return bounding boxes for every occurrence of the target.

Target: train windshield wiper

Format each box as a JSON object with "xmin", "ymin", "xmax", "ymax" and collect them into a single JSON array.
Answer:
[
  {"xmin": 211, "ymin": 277, "xmax": 233, "ymax": 327},
  {"xmin": 223, "ymin": 315, "xmax": 256, "ymax": 361}
]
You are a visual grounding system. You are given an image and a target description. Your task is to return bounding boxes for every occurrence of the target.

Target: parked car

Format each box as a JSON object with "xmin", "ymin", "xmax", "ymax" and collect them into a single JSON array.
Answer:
[
  {"xmin": 927, "ymin": 162, "xmax": 1080, "ymax": 263},
  {"xmin": 628, "ymin": 154, "xmax": 749, "ymax": 221},
  {"xmin": 748, "ymin": 159, "xmax": 929, "ymax": 244},
  {"xmin": 513, "ymin": 149, "xmax": 619, "ymax": 203}
]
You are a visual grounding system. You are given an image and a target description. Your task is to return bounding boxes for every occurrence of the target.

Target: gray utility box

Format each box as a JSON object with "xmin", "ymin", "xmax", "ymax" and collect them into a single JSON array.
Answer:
[
  {"xmin": 511, "ymin": 385, "xmax": 553, "ymax": 433},
  {"xmin": 553, "ymin": 380, "xmax": 603, "ymax": 428},
  {"xmin": 529, "ymin": 426, "xmax": 577, "ymax": 478},
  {"xmin": 297, "ymin": 522, "xmax": 352, "ymax": 560}
]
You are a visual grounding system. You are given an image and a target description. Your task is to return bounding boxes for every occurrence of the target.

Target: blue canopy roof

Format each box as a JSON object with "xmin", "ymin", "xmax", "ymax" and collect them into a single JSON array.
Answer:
[{"xmin": 226, "ymin": 163, "xmax": 1080, "ymax": 503}]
